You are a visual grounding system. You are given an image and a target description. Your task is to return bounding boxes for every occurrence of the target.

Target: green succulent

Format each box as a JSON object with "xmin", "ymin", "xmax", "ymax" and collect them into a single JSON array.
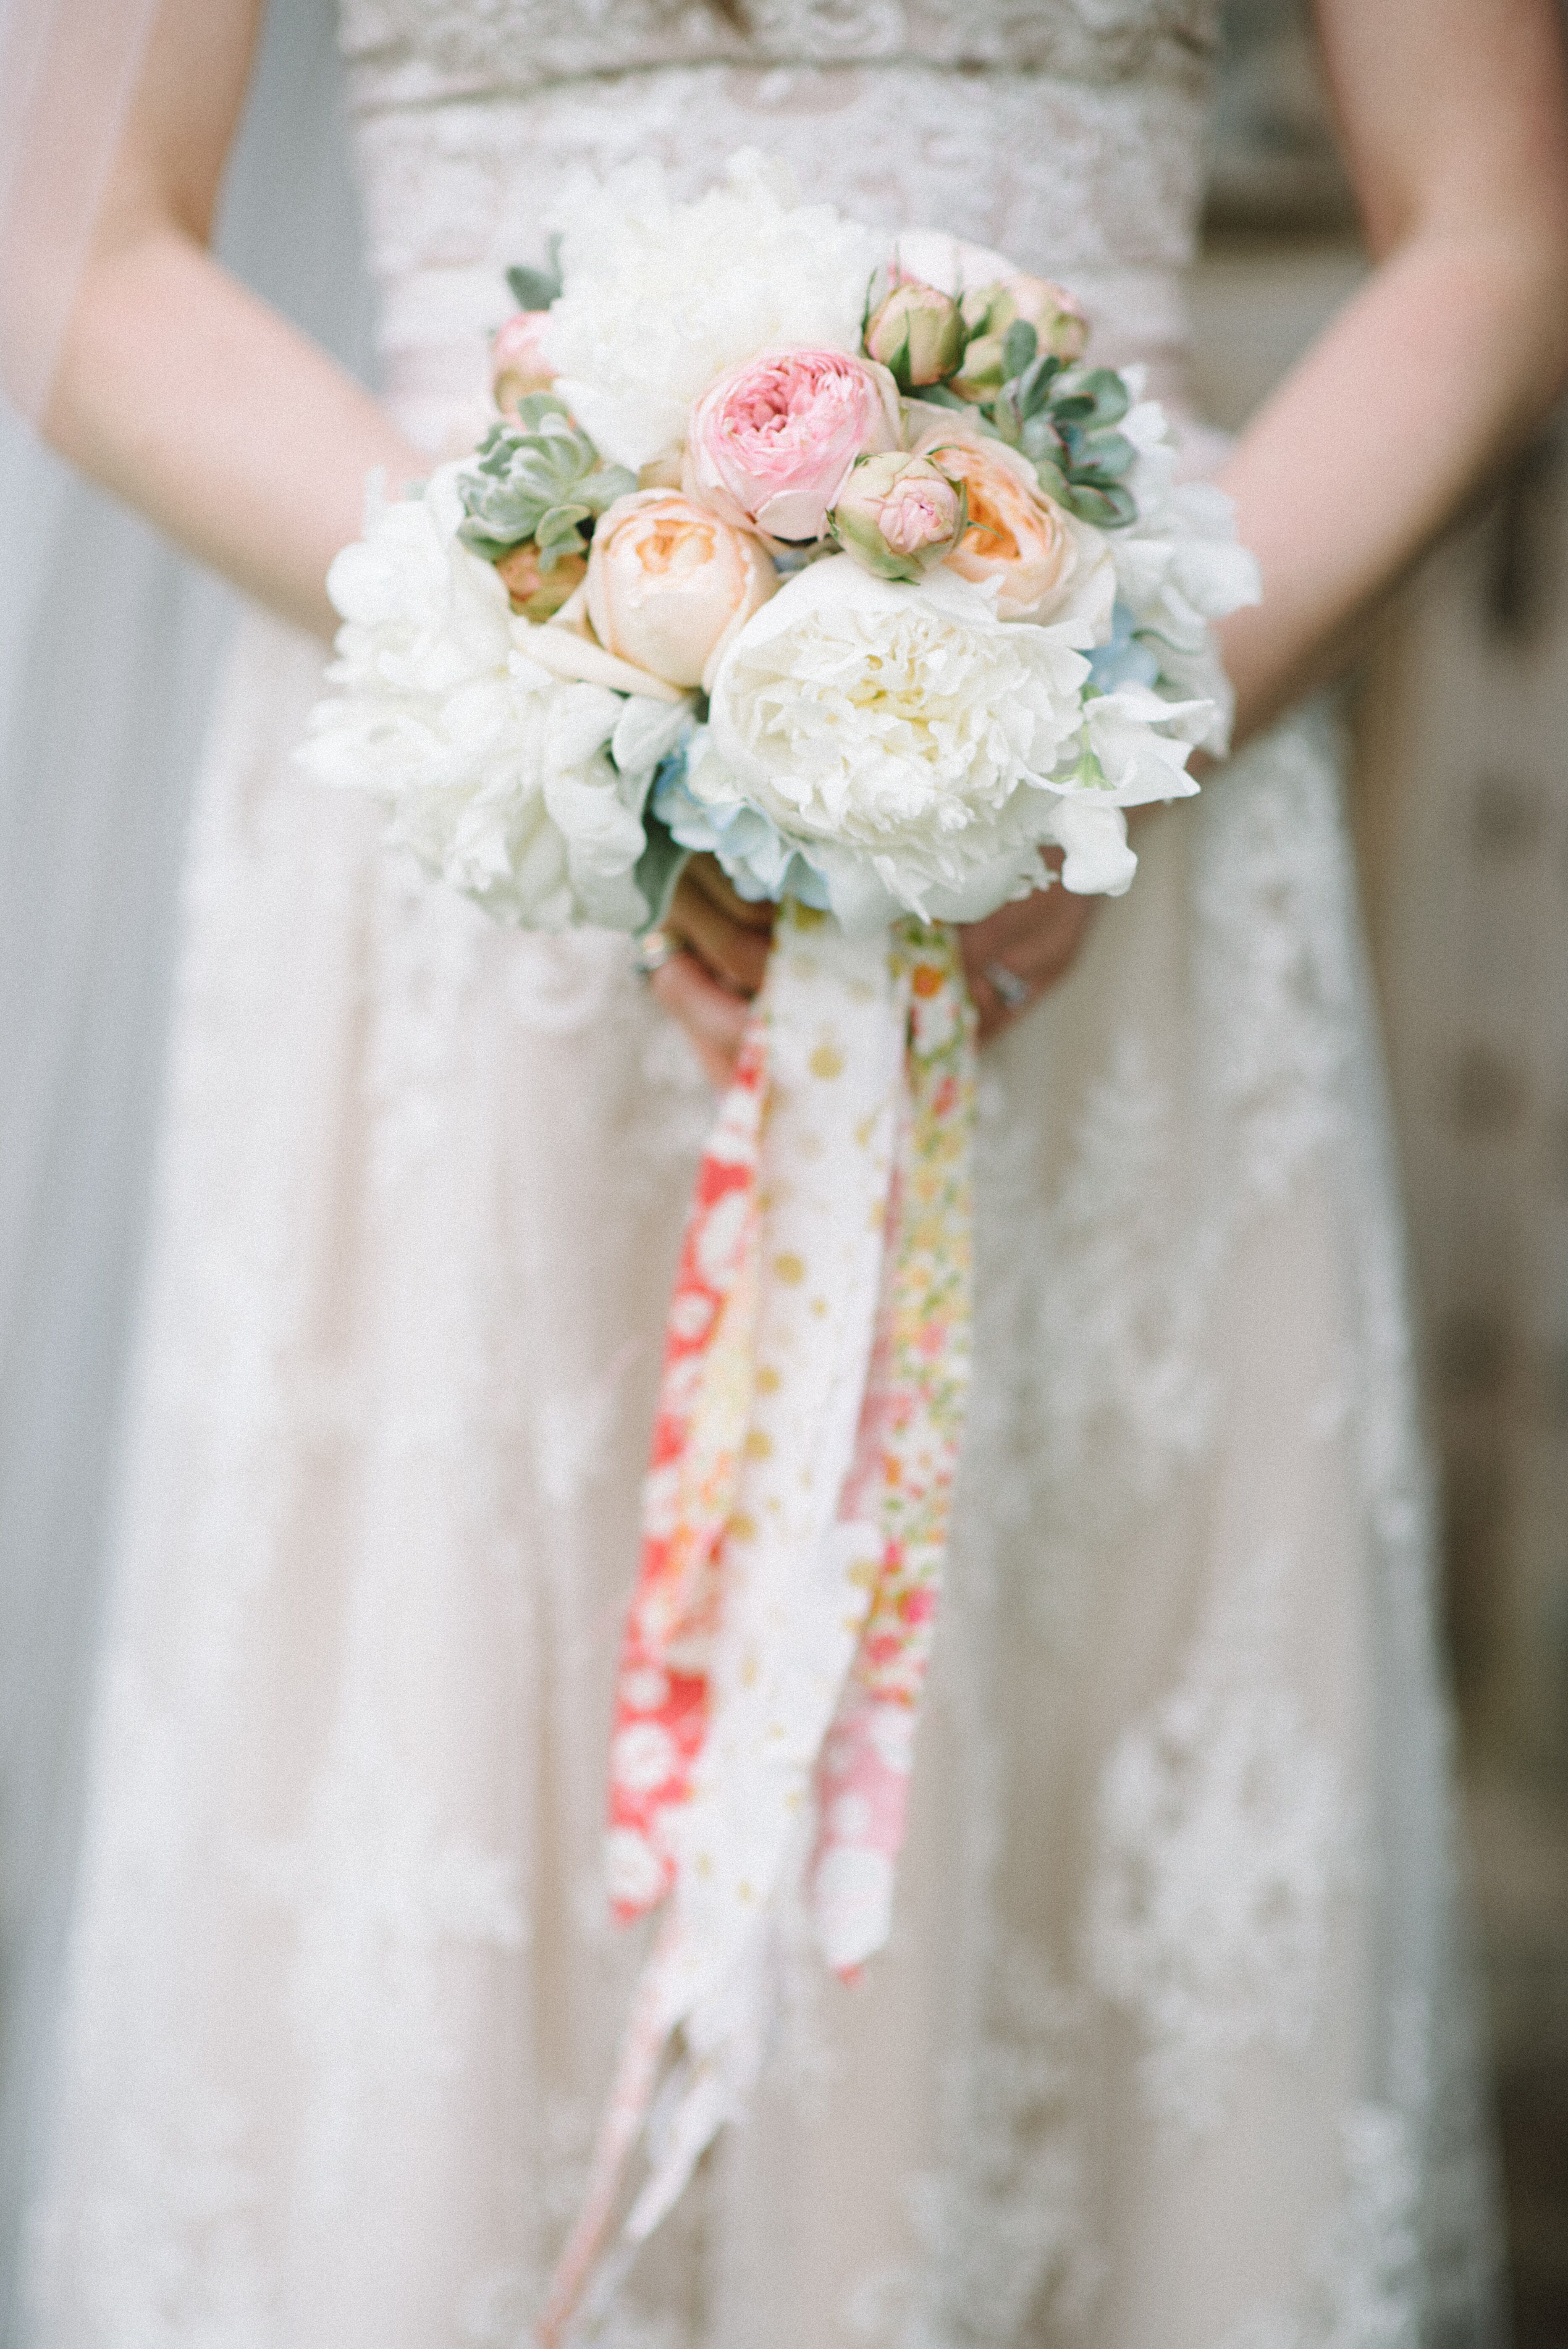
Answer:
[
  {"xmin": 455, "ymin": 394, "xmax": 637, "ymax": 567},
  {"xmin": 969, "ymin": 322, "xmax": 1139, "ymax": 530}
]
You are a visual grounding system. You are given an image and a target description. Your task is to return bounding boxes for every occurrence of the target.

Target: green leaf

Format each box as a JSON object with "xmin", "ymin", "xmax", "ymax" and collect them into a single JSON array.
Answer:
[
  {"xmin": 884, "ymin": 329, "xmax": 918, "ymax": 398},
  {"xmin": 456, "ymin": 519, "xmax": 529, "ymax": 560},
  {"xmin": 506, "ymin": 236, "xmax": 564, "ymax": 312},
  {"xmin": 536, "ymin": 503, "xmax": 592, "ymax": 549},
  {"xmin": 1002, "ymin": 319, "xmax": 1038, "ymax": 379},
  {"xmin": 986, "ymin": 394, "xmax": 1023, "ymax": 447},
  {"xmin": 581, "ymin": 464, "xmax": 639, "ymax": 513},
  {"xmin": 1020, "ymin": 414, "xmax": 1063, "ymax": 463},
  {"xmin": 1074, "ymin": 367, "xmax": 1130, "ymax": 424},
  {"xmin": 512, "ymin": 391, "xmax": 573, "ymax": 432},
  {"xmin": 1065, "ymin": 480, "xmax": 1136, "ymax": 529},
  {"xmin": 632, "ymin": 814, "xmax": 690, "ymax": 933},
  {"xmin": 1014, "ymin": 351, "xmax": 1062, "ymax": 418},
  {"xmin": 1081, "ymin": 430, "xmax": 1134, "ymax": 479},
  {"xmin": 915, "ymin": 382, "xmax": 971, "ymax": 412}
]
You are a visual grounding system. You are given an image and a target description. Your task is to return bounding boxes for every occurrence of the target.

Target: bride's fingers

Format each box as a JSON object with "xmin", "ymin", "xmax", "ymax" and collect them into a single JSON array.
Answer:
[
  {"xmin": 960, "ymin": 885, "xmax": 1099, "ymax": 1044},
  {"xmin": 682, "ymin": 853, "xmax": 777, "ymax": 934},
  {"xmin": 650, "ymin": 949, "xmax": 750, "ymax": 1089},
  {"xmin": 669, "ymin": 869, "xmax": 774, "ymax": 996}
]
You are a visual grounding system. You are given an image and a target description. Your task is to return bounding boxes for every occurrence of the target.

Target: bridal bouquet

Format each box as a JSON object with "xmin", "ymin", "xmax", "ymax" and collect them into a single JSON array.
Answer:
[{"xmin": 300, "ymin": 152, "xmax": 1257, "ymax": 2333}]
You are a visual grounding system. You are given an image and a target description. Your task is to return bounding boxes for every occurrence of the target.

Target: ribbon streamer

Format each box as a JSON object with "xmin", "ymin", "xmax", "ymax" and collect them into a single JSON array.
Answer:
[{"xmin": 541, "ymin": 906, "xmax": 975, "ymax": 2345}]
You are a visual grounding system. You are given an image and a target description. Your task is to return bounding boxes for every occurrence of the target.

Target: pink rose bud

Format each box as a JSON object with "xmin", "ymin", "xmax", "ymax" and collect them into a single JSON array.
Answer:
[
  {"xmin": 682, "ymin": 347, "xmax": 902, "ymax": 542},
  {"xmin": 585, "ymin": 490, "xmax": 777, "ymax": 692},
  {"xmin": 491, "ymin": 311, "xmax": 556, "ymax": 413},
  {"xmin": 862, "ymin": 277, "xmax": 967, "ymax": 391},
  {"xmin": 952, "ymin": 274, "xmax": 1089, "ymax": 399},
  {"xmin": 829, "ymin": 451, "xmax": 965, "ymax": 582}
]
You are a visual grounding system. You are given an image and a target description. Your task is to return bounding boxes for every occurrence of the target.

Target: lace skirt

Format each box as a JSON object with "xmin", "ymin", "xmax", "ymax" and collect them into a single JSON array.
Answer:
[{"xmin": 24, "ymin": 608, "xmax": 1501, "ymax": 2347}]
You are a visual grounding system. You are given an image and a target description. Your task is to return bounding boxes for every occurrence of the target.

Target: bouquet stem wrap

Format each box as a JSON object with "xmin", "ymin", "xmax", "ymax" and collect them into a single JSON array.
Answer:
[{"xmin": 541, "ymin": 903, "xmax": 976, "ymax": 2341}]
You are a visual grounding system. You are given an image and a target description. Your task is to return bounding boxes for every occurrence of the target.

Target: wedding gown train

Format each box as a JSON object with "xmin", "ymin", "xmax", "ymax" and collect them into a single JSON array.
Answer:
[{"xmin": 23, "ymin": 3, "xmax": 1502, "ymax": 2342}]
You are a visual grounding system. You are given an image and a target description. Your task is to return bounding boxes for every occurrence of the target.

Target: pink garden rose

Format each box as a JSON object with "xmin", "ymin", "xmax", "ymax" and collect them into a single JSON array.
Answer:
[
  {"xmin": 585, "ymin": 490, "xmax": 777, "ymax": 691},
  {"xmin": 682, "ymin": 348, "xmax": 902, "ymax": 542},
  {"xmin": 491, "ymin": 311, "xmax": 557, "ymax": 412}
]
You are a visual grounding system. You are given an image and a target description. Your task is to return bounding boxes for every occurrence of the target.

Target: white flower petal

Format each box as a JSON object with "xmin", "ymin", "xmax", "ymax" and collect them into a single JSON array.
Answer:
[
  {"xmin": 1046, "ymin": 800, "xmax": 1138, "ymax": 897},
  {"xmin": 301, "ymin": 470, "xmax": 649, "ymax": 929},
  {"xmin": 706, "ymin": 556, "xmax": 1092, "ymax": 926},
  {"xmin": 541, "ymin": 154, "xmax": 887, "ymax": 470}
]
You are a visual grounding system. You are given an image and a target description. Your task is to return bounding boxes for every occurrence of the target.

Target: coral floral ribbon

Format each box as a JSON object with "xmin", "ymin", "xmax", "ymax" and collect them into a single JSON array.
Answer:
[{"xmin": 540, "ymin": 904, "xmax": 975, "ymax": 2345}]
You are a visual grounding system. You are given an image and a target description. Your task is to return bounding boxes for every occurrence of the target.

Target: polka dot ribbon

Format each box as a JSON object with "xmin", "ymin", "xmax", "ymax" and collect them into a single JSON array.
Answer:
[{"xmin": 541, "ymin": 903, "xmax": 976, "ymax": 2343}]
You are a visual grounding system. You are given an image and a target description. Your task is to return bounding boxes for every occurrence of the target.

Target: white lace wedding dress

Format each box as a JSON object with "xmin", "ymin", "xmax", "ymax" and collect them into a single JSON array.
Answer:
[{"xmin": 22, "ymin": 3, "xmax": 1503, "ymax": 2343}]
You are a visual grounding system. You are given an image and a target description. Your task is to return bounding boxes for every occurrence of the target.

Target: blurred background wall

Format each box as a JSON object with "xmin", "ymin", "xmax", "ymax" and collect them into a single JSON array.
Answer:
[{"xmin": 1197, "ymin": 5, "xmax": 1568, "ymax": 2337}]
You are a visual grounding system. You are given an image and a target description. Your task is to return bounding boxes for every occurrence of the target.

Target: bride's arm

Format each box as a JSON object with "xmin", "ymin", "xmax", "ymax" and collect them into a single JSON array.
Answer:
[
  {"xmin": 1217, "ymin": 0, "xmax": 1568, "ymax": 742},
  {"xmin": 956, "ymin": 0, "xmax": 1568, "ymax": 1037},
  {"xmin": 23, "ymin": 0, "xmax": 420, "ymax": 642},
  {"xmin": 18, "ymin": 0, "xmax": 750, "ymax": 1080}
]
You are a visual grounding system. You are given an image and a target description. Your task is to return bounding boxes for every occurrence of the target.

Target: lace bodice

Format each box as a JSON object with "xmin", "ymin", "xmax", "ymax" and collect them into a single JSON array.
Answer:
[
  {"xmin": 336, "ymin": 0, "xmax": 1223, "ymax": 446},
  {"xmin": 338, "ymin": 0, "xmax": 1220, "ymax": 106}
]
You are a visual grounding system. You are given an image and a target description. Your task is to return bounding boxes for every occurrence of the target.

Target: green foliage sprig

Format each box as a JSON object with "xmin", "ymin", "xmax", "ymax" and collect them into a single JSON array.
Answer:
[
  {"xmin": 921, "ymin": 320, "xmax": 1138, "ymax": 529},
  {"xmin": 991, "ymin": 324, "xmax": 1137, "ymax": 528},
  {"xmin": 505, "ymin": 236, "xmax": 563, "ymax": 314},
  {"xmin": 455, "ymin": 394, "xmax": 637, "ymax": 567}
]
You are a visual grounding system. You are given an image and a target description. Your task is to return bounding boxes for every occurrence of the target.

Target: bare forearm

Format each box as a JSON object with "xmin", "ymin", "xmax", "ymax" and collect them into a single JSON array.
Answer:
[
  {"xmin": 1218, "ymin": 0, "xmax": 1568, "ymax": 747},
  {"xmin": 45, "ymin": 227, "xmax": 420, "ymax": 641}
]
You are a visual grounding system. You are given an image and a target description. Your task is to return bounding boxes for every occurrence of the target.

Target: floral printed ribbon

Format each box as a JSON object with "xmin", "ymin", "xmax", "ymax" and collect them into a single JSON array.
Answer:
[{"xmin": 541, "ymin": 904, "xmax": 975, "ymax": 2345}]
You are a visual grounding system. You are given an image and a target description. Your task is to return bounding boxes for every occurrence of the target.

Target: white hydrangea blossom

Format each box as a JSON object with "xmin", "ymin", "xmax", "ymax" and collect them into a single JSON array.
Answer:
[
  {"xmin": 541, "ymin": 152, "xmax": 888, "ymax": 471},
  {"xmin": 1110, "ymin": 375, "xmax": 1263, "ymax": 753},
  {"xmin": 296, "ymin": 466, "xmax": 674, "ymax": 929}
]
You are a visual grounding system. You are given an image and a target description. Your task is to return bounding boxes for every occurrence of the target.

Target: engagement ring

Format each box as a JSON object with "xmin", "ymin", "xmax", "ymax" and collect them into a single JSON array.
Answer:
[
  {"xmin": 983, "ymin": 960, "xmax": 1033, "ymax": 1012},
  {"xmin": 634, "ymin": 929, "xmax": 683, "ymax": 981}
]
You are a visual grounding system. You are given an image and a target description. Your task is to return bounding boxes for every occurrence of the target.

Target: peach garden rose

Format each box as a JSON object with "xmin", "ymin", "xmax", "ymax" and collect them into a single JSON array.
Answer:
[
  {"xmin": 912, "ymin": 424, "xmax": 1113, "ymax": 632},
  {"xmin": 585, "ymin": 489, "xmax": 777, "ymax": 690}
]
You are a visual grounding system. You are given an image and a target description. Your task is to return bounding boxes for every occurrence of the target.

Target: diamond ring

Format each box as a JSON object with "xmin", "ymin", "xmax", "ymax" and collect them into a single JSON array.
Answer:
[
  {"xmin": 983, "ymin": 959, "xmax": 1032, "ymax": 1012},
  {"xmin": 634, "ymin": 928, "xmax": 684, "ymax": 981}
]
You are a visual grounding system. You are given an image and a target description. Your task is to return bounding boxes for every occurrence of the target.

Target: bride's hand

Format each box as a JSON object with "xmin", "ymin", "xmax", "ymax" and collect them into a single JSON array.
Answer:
[
  {"xmin": 646, "ymin": 856, "xmax": 776, "ymax": 1089},
  {"xmin": 648, "ymin": 851, "xmax": 1101, "ymax": 1085},
  {"xmin": 959, "ymin": 861, "xmax": 1098, "ymax": 1043}
]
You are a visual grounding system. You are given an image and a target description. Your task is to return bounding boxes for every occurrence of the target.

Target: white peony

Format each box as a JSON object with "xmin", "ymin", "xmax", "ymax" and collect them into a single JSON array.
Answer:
[
  {"xmin": 297, "ymin": 465, "xmax": 680, "ymax": 930},
  {"xmin": 704, "ymin": 556, "xmax": 1096, "ymax": 929},
  {"xmin": 540, "ymin": 152, "xmax": 887, "ymax": 472}
]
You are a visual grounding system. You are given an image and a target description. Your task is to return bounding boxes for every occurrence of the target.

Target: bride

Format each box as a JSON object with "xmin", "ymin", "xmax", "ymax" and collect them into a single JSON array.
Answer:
[{"xmin": 4, "ymin": 0, "xmax": 1567, "ymax": 2341}]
